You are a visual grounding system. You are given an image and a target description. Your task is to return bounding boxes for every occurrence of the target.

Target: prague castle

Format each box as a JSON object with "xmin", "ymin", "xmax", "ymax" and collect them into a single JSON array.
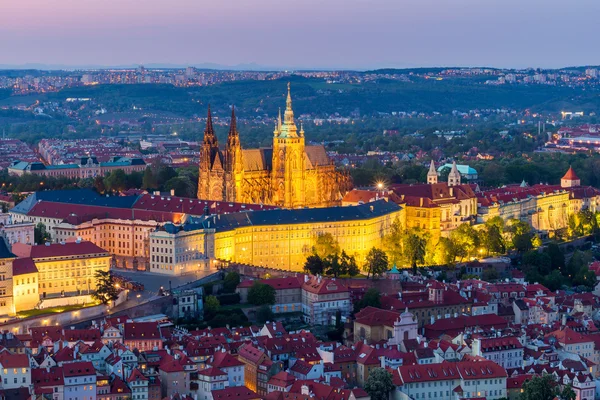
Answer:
[{"xmin": 197, "ymin": 84, "xmax": 351, "ymax": 208}]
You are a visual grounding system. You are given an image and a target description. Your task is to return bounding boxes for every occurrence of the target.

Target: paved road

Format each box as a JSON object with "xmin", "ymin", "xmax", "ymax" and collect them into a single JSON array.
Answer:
[{"xmin": 114, "ymin": 268, "xmax": 218, "ymax": 293}]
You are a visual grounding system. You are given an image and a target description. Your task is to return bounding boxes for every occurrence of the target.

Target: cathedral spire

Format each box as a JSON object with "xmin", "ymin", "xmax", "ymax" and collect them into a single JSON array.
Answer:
[
  {"xmin": 279, "ymin": 83, "xmax": 298, "ymax": 137},
  {"xmin": 203, "ymin": 105, "xmax": 217, "ymax": 145},
  {"xmin": 286, "ymin": 82, "xmax": 293, "ymax": 111},
  {"xmin": 228, "ymin": 106, "xmax": 238, "ymax": 140},
  {"xmin": 278, "ymin": 107, "xmax": 282, "ymax": 130}
]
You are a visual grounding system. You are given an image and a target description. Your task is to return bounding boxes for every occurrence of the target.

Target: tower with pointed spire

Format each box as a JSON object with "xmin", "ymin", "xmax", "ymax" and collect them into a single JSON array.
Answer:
[
  {"xmin": 197, "ymin": 84, "xmax": 351, "ymax": 207},
  {"xmin": 447, "ymin": 161, "xmax": 461, "ymax": 187},
  {"xmin": 225, "ymin": 107, "xmax": 244, "ymax": 201},
  {"xmin": 561, "ymin": 166, "xmax": 580, "ymax": 188},
  {"xmin": 272, "ymin": 83, "xmax": 306, "ymax": 207},
  {"xmin": 197, "ymin": 106, "xmax": 225, "ymax": 200},
  {"xmin": 427, "ymin": 160, "xmax": 438, "ymax": 184}
]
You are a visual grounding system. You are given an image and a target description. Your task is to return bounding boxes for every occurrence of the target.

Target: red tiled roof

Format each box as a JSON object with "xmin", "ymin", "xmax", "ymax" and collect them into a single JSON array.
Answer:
[
  {"xmin": 127, "ymin": 368, "xmax": 148, "ymax": 382},
  {"xmin": 290, "ymin": 360, "xmax": 313, "ymax": 375},
  {"xmin": 32, "ymin": 366, "xmax": 64, "ymax": 387},
  {"xmin": 302, "ymin": 277, "xmax": 348, "ymax": 295},
  {"xmin": 63, "ymin": 361, "xmax": 95, "ymax": 377},
  {"xmin": 398, "ymin": 360, "xmax": 506, "ymax": 384},
  {"xmin": 199, "ymin": 367, "xmax": 227, "ymax": 377},
  {"xmin": 477, "ymin": 336, "xmax": 523, "ymax": 352},
  {"xmin": 546, "ymin": 327, "xmax": 593, "ymax": 345},
  {"xmin": 110, "ymin": 376, "xmax": 131, "ymax": 395},
  {"xmin": 354, "ymin": 307, "xmax": 400, "ymax": 327},
  {"xmin": 211, "ymin": 351, "xmax": 244, "ymax": 368},
  {"xmin": 0, "ymin": 352, "xmax": 29, "ymax": 368},
  {"xmin": 30, "ymin": 326, "xmax": 63, "ymax": 343},
  {"xmin": 268, "ymin": 371, "xmax": 296, "ymax": 388},
  {"xmin": 12, "ymin": 257, "xmax": 38, "ymax": 275},
  {"xmin": 563, "ymin": 167, "xmax": 579, "ymax": 180},
  {"xmin": 212, "ymin": 386, "xmax": 261, "ymax": 400},
  {"xmin": 123, "ymin": 322, "xmax": 161, "ymax": 341},
  {"xmin": 13, "ymin": 241, "xmax": 108, "ymax": 259},
  {"xmin": 64, "ymin": 329, "xmax": 101, "ymax": 343},
  {"xmin": 238, "ymin": 343, "xmax": 266, "ymax": 365}
]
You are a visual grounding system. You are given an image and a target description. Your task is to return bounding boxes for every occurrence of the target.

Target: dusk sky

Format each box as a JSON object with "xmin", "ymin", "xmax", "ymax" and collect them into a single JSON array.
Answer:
[{"xmin": 2, "ymin": 0, "xmax": 599, "ymax": 70}]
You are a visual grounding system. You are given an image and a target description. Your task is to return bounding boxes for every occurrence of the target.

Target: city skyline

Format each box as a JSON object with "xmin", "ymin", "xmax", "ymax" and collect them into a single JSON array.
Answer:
[{"xmin": 2, "ymin": 0, "xmax": 600, "ymax": 70}]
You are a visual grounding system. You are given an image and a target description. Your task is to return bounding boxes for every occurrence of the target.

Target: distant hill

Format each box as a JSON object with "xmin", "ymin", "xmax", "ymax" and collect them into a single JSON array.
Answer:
[{"xmin": 40, "ymin": 76, "xmax": 599, "ymax": 117}]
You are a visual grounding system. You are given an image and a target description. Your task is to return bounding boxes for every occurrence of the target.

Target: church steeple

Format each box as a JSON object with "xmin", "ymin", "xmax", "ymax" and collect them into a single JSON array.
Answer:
[
  {"xmin": 277, "ymin": 83, "xmax": 298, "ymax": 138},
  {"xmin": 203, "ymin": 105, "xmax": 218, "ymax": 146},
  {"xmin": 227, "ymin": 106, "xmax": 239, "ymax": 146},
  {"xmin": 448, "ymin": 161, "xmax": 461, "ymax": 186},
  {"xmin": 427, "ymin": 160, "xmax": 438, "ymax": 184}
]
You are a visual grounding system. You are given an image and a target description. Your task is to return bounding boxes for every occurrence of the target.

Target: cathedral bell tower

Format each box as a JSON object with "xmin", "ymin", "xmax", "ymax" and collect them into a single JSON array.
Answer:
[
  {"xmin": 427, "ymin": 160, "xmax": 438, "ymax": 184},
  {"xmin": 225, "ymin": 107, "xmax": 243, "ymax": 202},
  {"xmin": 272, "ymin": 83, "xmax": 305, "ymax": 208},
  {"xmin": 197, "ymin": 105, "xmax": 225, "ymax": 200}
]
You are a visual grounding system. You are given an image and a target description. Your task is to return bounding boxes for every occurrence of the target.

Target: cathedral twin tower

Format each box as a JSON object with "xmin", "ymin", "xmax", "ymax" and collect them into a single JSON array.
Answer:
[{"xmin": 197, "ymin": 84, "xmax": 351, "ymax": 208}]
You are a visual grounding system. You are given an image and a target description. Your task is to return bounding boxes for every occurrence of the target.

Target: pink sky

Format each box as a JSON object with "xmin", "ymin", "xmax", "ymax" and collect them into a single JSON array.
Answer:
[{"xmin": 1, "ymin": 0, "xmax": 599, "ymax": 69}]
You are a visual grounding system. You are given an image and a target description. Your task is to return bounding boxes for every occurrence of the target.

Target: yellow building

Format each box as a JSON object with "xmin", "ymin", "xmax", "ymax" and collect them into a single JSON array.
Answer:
[
  {"xmin": 12, "ymin": 258, "xmax": 39, "ymax": 312},
  {"xmin": 343, "ymin": 183, "xmax": 477, "ymax": 240},
  {"xmin": 54, "ymin": 218, "xmax": 160, "ymax": 268},
  {"xmin": 151, "ymin": 200, "xmax": 403, "ymax": 273},
  {"xmin": 197, "ymin": 84, "xmax": 351, "ymax": 208},
  {"xmin": 12, "ymin": 241, "xmax": 110, "ymax": 299},
  {"xmin": 209, "ymin": 200, "xmax": 403, "ymax": 271},
  {"xmin": 0, "ymin": 241, "xmax": 15, "ymax": 318},
  {"xmin": 477, "ymin": 184, "xmax": 570, "ymax": 234}
]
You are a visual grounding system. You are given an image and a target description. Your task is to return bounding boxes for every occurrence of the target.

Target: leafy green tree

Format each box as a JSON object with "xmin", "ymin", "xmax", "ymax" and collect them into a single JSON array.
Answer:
[
  {"xmin": 365, "ymin": 247, "xmax": 389, "ymax": 279},
  {"xmin": 256, "ymin": 305, "xmax": 275, "ymax": 324},
  {"xmin": 573, "ymin": 266, "xmax": 596, "ymax": 289},
  {"xmin": 204, "ymin": 295, "xmax": 220, "ymax": 319},
  {"xmin": 142, "ymin": 167, "xmax": 157, "ymax": 189},
  {"xmin": 482, "ymin": 267, "xmax": 499, "ymax": 281},
  {"xmin": 164, "ymin": 176, "xmax": 196, "ymax": 197},
  {"xmin": 543, "ymin": 270, "xmax": 566, "ymax": 291},
  {"xmin": 403, "ymin": 231, "xmax": 427, "ymax": 274},
  {"xmin": 248, "ymin": 282, "xmax": 276, "ymax": 305},
  {"xmin": 313, "ymin": 233, "xmax": 340, "ymax": 259},
  {"xmin": 522, "ymin": 251, "xmax": 552, "ymax": 276},
  {"xmin": 482, "ymin": 225, "xmax": 506, "ymax": 255},
  {"xmin": 565, "ymin": 250, "xmax": 593, "ymax": 280},
  {"xmin": 103, "ymin": 169, "xmax": 127, "ymax": 192},
  {"xmin": 77, "ymin": 177, "xmax": 94, "ymax": 189},
  {"xmin": 519, "ymin": 374, "xmax": 558, "ymax": 400},
  {"xmin": 364, "ymin": 368, "xmax": 394, "ymax": 400},
  {"xmin": 92, "ymin": 270, "xmax": 120, "ymax": 305},
  {"xmin": 324, "ymin": 254, "xmax": 343, "ymax": 278},
  {"xmin": 34, "ymin": 222, "xmax": 51, "ymax": 244},
  {"xmin": 340, "ymin": 250, "xmax": 360, "ymax": 276},
  {"xmin": 223, "ymin": 272, "xmax": 241, "ymax": 293},
  {"xmin": 449, "ymin": 223, "xmax": 479, "ymax": 260},
  {"xmin": 508, "ymin": 220, "xmax": 534, "ymax": 252},
  {"xmin": 434, "ymin": 237, "xmax": 458, "ymax": 265},
  {"xmin": 93, "ymin": 176, "xmax": 106, "ymax": 194},
  {"xmin": 156, "ymin": 164, "xmax": 178, "ymax": 187},
  {"xmin": 545, "ymin": 243, "xmax": 565, "ymax": 271},
  {"xmin": 382, "ymin": 217, "xmax": 404, "ymax": 266},
  {"xmin": 355, "ymin": 288, "xmax": 381, "ymax": 312},
  {"xmin": 304, "ymin": 254, "xmax": 325, "ymax": 275},
  {"xmin": 560, "ymin": 385, "xmax": 576, "ymax": 400}
]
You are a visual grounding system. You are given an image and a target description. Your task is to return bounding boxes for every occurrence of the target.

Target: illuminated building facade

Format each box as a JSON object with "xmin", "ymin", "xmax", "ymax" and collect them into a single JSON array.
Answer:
[
  {"xmin": 208, "ymin": 200, "xmax": 402, "ymax": 271},
  {"xmin": 150, "ymin": 200, "xmax": 403, "ymax": 274},
  {"xmin": 0, "ymin": 241, "xmax": 15, "ymax": 317},
  {"xmin": 198, "ymin": 84, "xmax": 351, "ymax": 208},
  {"xmin": 11, "ymin": 242, "xmax": 110, "ymax": 299}
]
